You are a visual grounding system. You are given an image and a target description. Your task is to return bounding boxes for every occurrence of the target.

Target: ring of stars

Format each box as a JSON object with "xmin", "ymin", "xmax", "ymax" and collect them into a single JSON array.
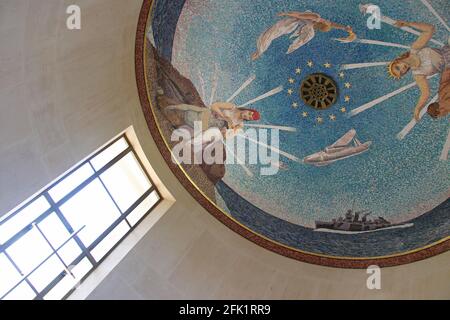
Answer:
[{"xmin": 286, "ymin": 61, "xmax": 351, "ymax": 123}]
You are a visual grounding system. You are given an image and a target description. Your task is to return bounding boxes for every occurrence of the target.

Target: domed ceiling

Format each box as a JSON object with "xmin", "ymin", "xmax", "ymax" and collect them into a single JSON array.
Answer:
[{"xmin": 136, "ymin": 0, "xmax": 450, "ymax": 267}]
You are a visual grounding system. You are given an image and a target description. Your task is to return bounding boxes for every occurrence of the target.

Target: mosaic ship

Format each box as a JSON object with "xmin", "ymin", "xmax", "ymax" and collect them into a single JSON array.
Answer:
[{"xmin": 315, "ymin": 209, "xmax": 411, "ymax": 233}]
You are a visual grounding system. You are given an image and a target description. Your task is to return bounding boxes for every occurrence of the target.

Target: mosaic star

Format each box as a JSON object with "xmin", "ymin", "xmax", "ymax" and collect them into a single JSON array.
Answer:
[
  {"xmin": 340, "ymin": 107, "xmax": 347, "ymax": 113},
  {"xmin": 287, "ymin": 89, "xmax": 294, "ymax": 95},
  {"xmin": 329, "ymin": 114, "xmax": 336, "ymax": 121},
  {"xmin": 316, "ymin": 116, "xmax": 324, "ymax": 124},
  {"xmin": 295, "ymin": 68, "xmax": 302, "ymax": 74},
  {"xmin": 344, "ymin": 95, "xmax": 351, "ymax": 102},
  {"xmin": 339, "ymin": 72, "xmax": 345, "ymax": 78},
  {"xmin": 344, "ymin": 82, "xmax": 352, "ymax": 88},
  {"xmin": 302, "ymin": 111, "xmax": 308, "ymax": 118},
  {"xmin": 307, "ymin": 61, "xmax": 314, "ymax": 67},
  {"xmin": 288, "ymin": 78, "xmax": 295, "ymax": 84},
  {"xmin": 292, "ymin": 102, "xmax": 299, "ymax": 108},
  {"xmin": 324, "ymin": 62, "xmax": 332, "ymax": 68}
]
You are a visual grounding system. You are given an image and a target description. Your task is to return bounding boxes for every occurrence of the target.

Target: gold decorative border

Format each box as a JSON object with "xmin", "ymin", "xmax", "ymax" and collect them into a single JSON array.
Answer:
[{"xmin": 135, "ymin": 0, "xmax": 450, "ymax": 268}]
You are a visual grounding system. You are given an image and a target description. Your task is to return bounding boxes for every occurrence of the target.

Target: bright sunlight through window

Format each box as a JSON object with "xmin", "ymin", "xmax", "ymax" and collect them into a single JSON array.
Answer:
[{"xmin": 0, "ymin": 134, "xmax": 162, "ymax": 300}]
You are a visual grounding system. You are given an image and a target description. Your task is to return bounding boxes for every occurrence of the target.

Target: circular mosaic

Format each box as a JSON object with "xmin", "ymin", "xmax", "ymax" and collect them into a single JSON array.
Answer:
[
  {"xmin": 300, "ymin": 73, "xmax": 338, "ymax": 110},
  {"xmin": 136, "ymin": 0, "xmax": 450, "ymax": 268}
]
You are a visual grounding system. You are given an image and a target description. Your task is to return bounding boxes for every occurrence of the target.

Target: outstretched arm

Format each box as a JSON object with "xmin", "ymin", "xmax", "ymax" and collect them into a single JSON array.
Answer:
[
  {"xmin": 211, "ymin": 102, "xmax": 235, "ymax": 118},
  {"xmin": 326, "ymin": 20, "xmax": 357, "ymax": 42},
  {"xmin": 166, "ymin": 104, "xmax": 205, "ymax": 112},
  {"xmin": 166, "ymin": 104, "xmax": 211, "ymax": 130},
  {"xmin": 395, "ymin": 20, "xmax": 435, "ymax": 50},
  {"xmin": 413, "ymin": 75, "xmax": 431, "ymax": 121},
  {"xmin": 327, "ymin": 21, "xmax": 349, "ymax": 31},
  {"xmin": 278, "ymin": 12, "xmax": 321, "ymax": 21}
]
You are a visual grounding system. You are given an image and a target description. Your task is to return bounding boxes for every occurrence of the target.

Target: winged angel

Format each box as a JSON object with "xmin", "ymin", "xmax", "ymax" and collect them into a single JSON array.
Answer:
[{"xmin": 252, "ymin": 11, "xmax": 357, "ymax": 60}]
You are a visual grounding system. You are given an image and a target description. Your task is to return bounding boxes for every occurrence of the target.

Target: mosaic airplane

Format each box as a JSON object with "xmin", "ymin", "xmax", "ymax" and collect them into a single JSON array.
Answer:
[{"xmin": 303, "ymin": 129, "xmax": 372, "ymax": 166}]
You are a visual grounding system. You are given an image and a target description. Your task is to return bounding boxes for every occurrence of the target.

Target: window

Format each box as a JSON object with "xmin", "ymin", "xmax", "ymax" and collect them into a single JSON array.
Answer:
[{"xmin": 0, "ymin": 134, "xmax": 162, "ymax": 300}]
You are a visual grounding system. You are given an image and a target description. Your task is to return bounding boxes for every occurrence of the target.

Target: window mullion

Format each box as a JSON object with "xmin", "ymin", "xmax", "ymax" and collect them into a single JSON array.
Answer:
[
  {"xmin": 1, "ymin": 133, "xmax": 162, "ymax": 300},
  {"xmin": 52, "ymin": 147, "xmax": 131, "ymax": 209},
  {"xmin": 43, "ymin": 193, "xmax": 97, "ymax": 266},
  {"xmin": 0, "ymin": 208, "xmax": 53, "ymax": 255},
  {"xmin": 88, "ymin": 162, "xmax": 133, "ymax": 229},
  {"xmin": 2, "ymin": 251, "xmax": 40, "ymax": 299},
  {"xmin": 1, "ymin": 224, "xmax": 87, "ymax": 300},
  {"xmin": 32, "ymin": 223, "xmax": 75, "ymax": 278},
  {"xmin": 127, "ymin": 144, "xmax": 163, "ymax": 202}
]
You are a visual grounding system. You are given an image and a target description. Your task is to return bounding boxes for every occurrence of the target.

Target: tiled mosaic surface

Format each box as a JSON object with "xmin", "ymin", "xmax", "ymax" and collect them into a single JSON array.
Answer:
[{"xmin": 136, "ymin": 0, "xmax": 450, "ymax": 267}]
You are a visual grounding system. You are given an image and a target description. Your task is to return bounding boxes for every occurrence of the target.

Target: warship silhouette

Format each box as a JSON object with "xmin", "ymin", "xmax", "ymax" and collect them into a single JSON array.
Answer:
[{"xmin": 315, "ymin": 209, "xmax": 413, "ymax": 233}]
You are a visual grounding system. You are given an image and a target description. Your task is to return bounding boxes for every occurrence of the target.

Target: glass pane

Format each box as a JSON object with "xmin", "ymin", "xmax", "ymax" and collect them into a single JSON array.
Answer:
[
  {"xmin": 90, "ymin": 138, "xmax": 129, "ymax": 171},
  {"xmin": 48, "ymin": 164, "xmax": 94, "ymax": 203},
  {"xmin": 37, "ymin": 213, "xmax": 82, "ymax": 265},
  {"xmin": 37, "ymin": 212, "xmax": 73, "ymax": 248},
  {"xmin": 28, "ymin": 255, "xmax": 65, "ymax": 292},
  {"xmin": 58, "ymin": 240, "xmax": 82, "ymax": 266},
  {"xmin": 0, "ymin": 253, "xmax": 23, "ymax": 298},
  {"xmin": 44, "ymin": 257, "xmax": 93, "ymax": 300},
  {"xmin": 59, "ymin": 179, "xmax": 121, "ymax": 247},
  {"xmin": 100, "ymin": 153, "xmax": 152, "ymax": 212},
  {"xmin": 2, "ymin": 282, "xmax": 36, "ymax": 300},
  {"xmin": 0, "ymin": 196, "xmax": 50, "ymax": 244},
  {"xmin": 91, "ymin": 221, "xmax": 130, "ymax": 262},
  {"xmin": 6, "ymin": 228, "xmax": 52, "ymax": 275},
  {"xmin": 126, "ymin": 191, "xmax": 160, "ymax": 226}
]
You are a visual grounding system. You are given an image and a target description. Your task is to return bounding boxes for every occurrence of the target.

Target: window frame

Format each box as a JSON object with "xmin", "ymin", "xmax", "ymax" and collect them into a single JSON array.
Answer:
[{"xmin": 0, "ymin": 134, "xmax": 163, "ymax": 300}]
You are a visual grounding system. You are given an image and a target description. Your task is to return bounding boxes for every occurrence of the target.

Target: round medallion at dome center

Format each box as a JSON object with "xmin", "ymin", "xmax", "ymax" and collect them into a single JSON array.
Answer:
[{"xmin": 300, "ymin": 73, "xmax": 338, "ymax": 110}]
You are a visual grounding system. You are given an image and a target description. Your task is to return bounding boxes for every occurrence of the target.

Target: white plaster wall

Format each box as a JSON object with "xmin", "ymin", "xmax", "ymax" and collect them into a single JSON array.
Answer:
[{"xmin": 0, "ymin": 0, "xmax": 448, "ymax": 299}]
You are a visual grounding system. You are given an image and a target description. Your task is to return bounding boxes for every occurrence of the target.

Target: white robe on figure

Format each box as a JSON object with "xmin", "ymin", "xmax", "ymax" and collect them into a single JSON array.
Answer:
[{"xmin": 254, "ymin": 17, "xmax": 316, "ymax": 58}]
